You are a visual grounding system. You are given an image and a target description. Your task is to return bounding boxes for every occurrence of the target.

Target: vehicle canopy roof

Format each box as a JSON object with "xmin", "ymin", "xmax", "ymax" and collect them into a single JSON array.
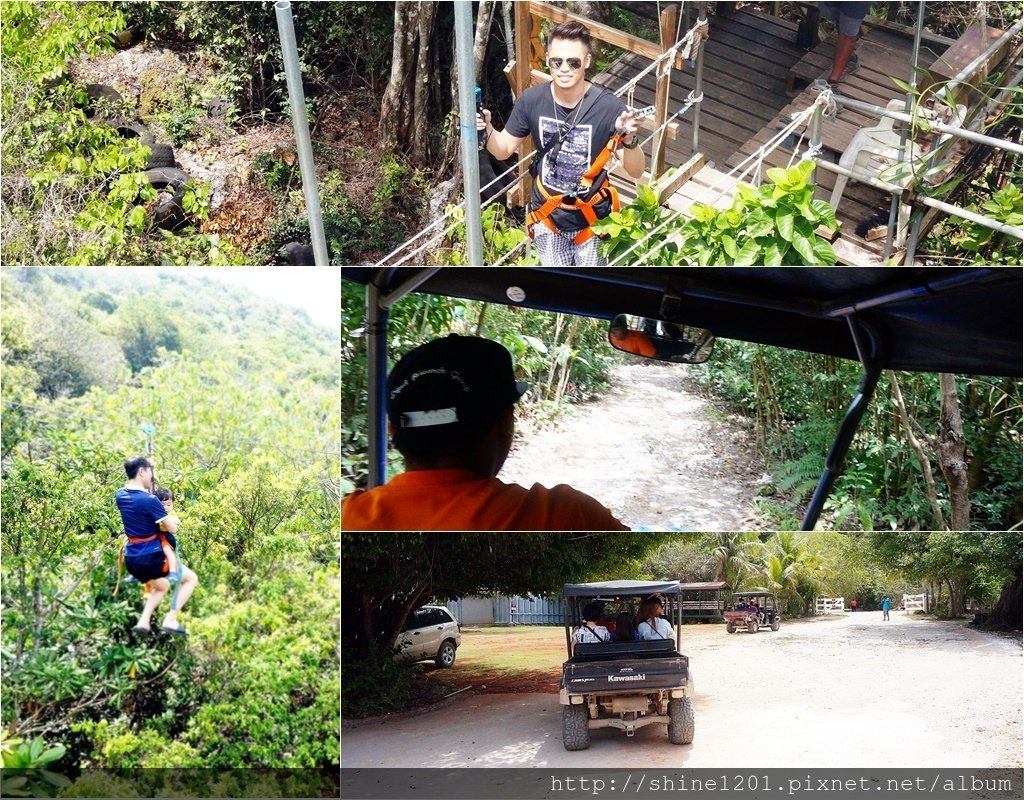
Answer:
[
  {"xmin": 342, "ymin": 267, "xmax": 1022, "ymax": 377},
  {"xmin": 732, "ymin": 591, "xmax": 776, "ymax": 598},
  {"xmin": 563, "ymin": 580, "xmax": 682, "ymax": 598}
]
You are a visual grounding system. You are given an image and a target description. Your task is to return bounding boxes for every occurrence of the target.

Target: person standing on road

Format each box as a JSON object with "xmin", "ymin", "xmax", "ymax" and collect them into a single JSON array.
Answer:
[
  {"xmin": 850, "ymin": 598, "xmax": 858, "ymax": 612},
  {"xmin": 636, "ymin": 595, "xmax": 673, "ymax": 640},
  {"xmin": 882, "ymin": 596, "xmax": 891, "ymax": 621}
]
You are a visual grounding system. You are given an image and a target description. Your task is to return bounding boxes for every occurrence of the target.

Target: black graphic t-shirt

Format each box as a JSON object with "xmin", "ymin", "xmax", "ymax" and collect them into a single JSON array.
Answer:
[{"xmin": 505, "ymin": 83, "xmax": 626, "ymax": 233}]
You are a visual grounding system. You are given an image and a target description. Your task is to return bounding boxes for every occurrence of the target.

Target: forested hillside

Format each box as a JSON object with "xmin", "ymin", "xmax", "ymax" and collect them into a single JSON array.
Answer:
[{"xmin": 1, "ymin": 269, "xmax": 340, "ymax": 792}]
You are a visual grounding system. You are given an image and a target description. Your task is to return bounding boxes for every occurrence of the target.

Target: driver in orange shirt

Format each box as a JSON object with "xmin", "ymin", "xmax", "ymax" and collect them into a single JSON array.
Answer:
[{"xmin": 341, "ymin": 334, "xmax": 628, "ymax": 531}]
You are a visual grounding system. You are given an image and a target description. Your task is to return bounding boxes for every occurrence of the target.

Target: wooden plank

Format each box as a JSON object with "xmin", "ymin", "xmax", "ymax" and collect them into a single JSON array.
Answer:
[
  {"xmin": 528, "ymin": 1, "xmax": 668, "ymax": 63},
  {"xmin": 928, "ymin": 22, "xmax": 1011, "ymax": 103},
  {"xmin": 652, "ymin": 2, "xmax": 677, "ymax": 180},
  {"xmin": 654, "ymin": 153, "xmax": 705, "ymax": 199}
]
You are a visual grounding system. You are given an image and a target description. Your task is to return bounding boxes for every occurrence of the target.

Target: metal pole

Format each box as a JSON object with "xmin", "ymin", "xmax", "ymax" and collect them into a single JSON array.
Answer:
[
  {"xmin": 691, "ymin": 1, "xmax": 707, "ymax": 154},
  {"xmin": 454, "ymin": 0, "xmax": 485, "ymax": 266},
  {"xmin": 366, "ymin": 282, "xmax": 389, "ymax": 489},
  {"xmin": 831, "ymin": 96, "xmax": 1024, "ymax": 154},
  {"xmin": 275, "ymin": 1, "xmax": 328, "ymax": 266},
  {"xmin": 884, "ymin": 0, "xmax": 925, "ymax": 260},
  {"xmin": 813, "ymin": 158, "xmax": 1024, "ymax": 240}
]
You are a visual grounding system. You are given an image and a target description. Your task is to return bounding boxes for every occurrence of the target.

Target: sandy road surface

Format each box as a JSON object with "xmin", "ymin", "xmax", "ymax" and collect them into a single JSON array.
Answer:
[
  {"xmin": 501, "ymin": 362, "xmax": 768, "ymax": 531},
  {"xmin": 342, "ymin": 612, "xmax": 1022, "ymax": 768}
]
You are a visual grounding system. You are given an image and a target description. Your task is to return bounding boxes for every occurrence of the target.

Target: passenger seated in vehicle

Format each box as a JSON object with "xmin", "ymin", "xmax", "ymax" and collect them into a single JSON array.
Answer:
[
  {"xmin": 612, "ymin": 612, "xmax": 636, "ymax": 642},
  {"xmin": 735, "ymin": 599, "xmax": 747, "ymax": 611},
  {"xmin": 340, "ymin": 335, "xmax": 629, "ymax": 531},
  {"xmin": 636, "ymin": 595, "xmax": 673, "ymax": 641},
  {"xmin": 574, "ymin": 602, "xmax": 611, "ymax": 645}
]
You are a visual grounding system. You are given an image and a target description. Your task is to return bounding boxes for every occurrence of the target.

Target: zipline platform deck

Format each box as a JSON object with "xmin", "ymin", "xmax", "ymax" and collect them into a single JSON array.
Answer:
[{"xmin": 595, "ymin": 6, "xmax": 947, "ymax": 265}]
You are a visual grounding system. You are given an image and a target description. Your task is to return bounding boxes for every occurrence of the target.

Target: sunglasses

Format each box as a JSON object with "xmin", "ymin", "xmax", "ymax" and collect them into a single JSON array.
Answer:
[{"xmin": 547, "ymin": 57, "xmax": 584, "ymax": 72}]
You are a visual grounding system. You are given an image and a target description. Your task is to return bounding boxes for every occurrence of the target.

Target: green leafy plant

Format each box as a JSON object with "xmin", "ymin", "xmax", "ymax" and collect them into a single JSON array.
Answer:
[
  {"xmin": 595, "ymin": 162, "xmax": 838, "ymax": 265},
  {"xmin": 677, "ymin": 161, "xmax": 839, "ymax": 265},
  {"xmin": 1, "ymin": 733, "xmax": 71, "ymax": 798}
]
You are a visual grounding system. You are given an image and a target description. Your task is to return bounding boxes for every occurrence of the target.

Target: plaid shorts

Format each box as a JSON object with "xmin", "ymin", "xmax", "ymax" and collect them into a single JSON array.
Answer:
[{"xmin": 531, "ymin": 224, "xmax": 607, "ymax": 266}]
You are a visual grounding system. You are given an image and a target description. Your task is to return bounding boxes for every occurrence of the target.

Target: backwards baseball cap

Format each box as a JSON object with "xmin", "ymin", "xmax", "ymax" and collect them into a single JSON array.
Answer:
[{"xmin": 387, "ymin": 335, "xmax": 528, "ymax": 430}]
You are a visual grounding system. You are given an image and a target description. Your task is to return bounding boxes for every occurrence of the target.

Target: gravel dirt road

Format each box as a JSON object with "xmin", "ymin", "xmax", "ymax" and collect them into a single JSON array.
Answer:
[
  {"xmin": 342, "ymin": 612, "xmax": 1022, "ymax": 769},
  {"xmin": 500, "ymin": 362, "xmax": 768, "ymax": 531}
]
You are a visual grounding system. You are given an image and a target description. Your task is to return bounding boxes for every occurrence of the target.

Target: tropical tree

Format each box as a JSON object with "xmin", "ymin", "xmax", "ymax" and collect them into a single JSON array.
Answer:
[{"xmin": 708, "ymin": 532, "xmax": 763, "ymax": 590}]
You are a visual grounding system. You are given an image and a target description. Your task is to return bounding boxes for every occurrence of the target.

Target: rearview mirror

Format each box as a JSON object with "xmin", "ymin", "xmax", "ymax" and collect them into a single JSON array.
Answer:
[{"xmin": 608, "ymin": 314, "xmax": 714, "ymax": 364}]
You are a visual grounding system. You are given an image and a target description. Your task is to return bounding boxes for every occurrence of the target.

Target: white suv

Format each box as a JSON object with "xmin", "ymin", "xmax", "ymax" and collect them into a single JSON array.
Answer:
[{"xmin": 398, "ymin": 605, "xmax": 461, "ymax": 668}]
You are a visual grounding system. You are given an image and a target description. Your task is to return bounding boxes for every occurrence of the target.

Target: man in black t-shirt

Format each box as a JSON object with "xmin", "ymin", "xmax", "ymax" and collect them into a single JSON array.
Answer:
[{"xmin": 479, "ymin": 21, "xmax": 645, "ymax": 266}]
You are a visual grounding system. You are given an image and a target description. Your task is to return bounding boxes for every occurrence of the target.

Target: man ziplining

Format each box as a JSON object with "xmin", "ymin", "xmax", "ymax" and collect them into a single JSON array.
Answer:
[
  {"xmin": 115, "ymin": 456, "xmax": 198, "ymax": 639},
  {"xmin": 477, "ymin": 21, "xmax": 645, "ymax": 266}
]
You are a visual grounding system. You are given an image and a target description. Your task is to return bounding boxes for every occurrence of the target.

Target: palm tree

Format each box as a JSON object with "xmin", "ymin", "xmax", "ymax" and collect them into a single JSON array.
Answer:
[
  {"xmin": 766, "ymin": 532, "xmax": 831, "ymax": 615},
  {"xmin": 708, "ymin": 533, "xmax": 763, "ymax": 590}
]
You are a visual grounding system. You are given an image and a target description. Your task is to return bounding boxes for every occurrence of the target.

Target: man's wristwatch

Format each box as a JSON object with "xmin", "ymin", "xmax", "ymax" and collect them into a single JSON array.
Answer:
[{"xmin": 622, "ymin": 135, "xmax": 640, "ymax": 149}]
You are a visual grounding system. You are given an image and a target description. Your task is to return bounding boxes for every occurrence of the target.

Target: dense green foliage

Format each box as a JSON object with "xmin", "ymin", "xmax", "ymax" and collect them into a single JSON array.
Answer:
[
  {"xmin": 1, "ymin": 270, "xmax": 339, "ymax": 775},
  {"xmin": 689, "ymin": 342, "xmax": 1022, "ymax": 531}
]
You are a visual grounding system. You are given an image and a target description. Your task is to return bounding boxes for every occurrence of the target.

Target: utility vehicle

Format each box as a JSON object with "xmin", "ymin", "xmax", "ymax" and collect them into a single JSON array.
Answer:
[
  {"xmin": 723, "ymin": 590, "xmax": 781, "ymax": 633},
  {"xmin": 342, "ymin": 267, "xmax": 1022, "ymax": 530},
  {"xmin": 559, "ymin": 580, "xmax": 693, "ymax": 750}
]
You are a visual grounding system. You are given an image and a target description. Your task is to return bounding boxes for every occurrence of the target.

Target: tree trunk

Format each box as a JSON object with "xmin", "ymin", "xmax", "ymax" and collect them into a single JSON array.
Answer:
[
  {"xmin": 379, "ymin": 1, "xmax": 439, "ymax": 167},
  {"xmin": 473, "ymin": 0, "xmax": 495, "ymax": 84},
  {"xmin": 983, "ymin": 563, "xmax": 1023, "ymax": 631},
  {"xmin": 889, "ymin": 371, "xmax": 946, "ymax": 530},
  {"xmin": 936, "ymin": 373, "xmax": 971, "ymax": 530}
]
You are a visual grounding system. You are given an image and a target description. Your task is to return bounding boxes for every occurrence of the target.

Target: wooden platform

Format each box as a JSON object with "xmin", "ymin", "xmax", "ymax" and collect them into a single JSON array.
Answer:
[{"xmin": 594, "ymin": 7, "xmax": 947, "ymax": 265}]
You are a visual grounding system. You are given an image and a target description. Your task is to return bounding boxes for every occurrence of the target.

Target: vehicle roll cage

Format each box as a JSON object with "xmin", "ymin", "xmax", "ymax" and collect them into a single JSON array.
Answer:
[{"xmin": 354, "ymin": 266, "xmax": 1014, "ymax": 531}]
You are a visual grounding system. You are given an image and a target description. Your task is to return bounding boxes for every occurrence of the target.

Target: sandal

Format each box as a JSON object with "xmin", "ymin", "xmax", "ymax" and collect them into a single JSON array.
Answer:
[
  {"xmin": 132, "ymin": 625, "xmax": 155, "ymax": 639},
  {"xmin": 160, "ymin": 624, "xmax": 189, "ymax": 638}
]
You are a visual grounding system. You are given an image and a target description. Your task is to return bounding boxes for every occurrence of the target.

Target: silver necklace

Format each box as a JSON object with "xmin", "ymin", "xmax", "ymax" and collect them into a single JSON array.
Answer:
[{"xmin": 552, "ymin": 86, "xmax": 587, "ymax": 141}]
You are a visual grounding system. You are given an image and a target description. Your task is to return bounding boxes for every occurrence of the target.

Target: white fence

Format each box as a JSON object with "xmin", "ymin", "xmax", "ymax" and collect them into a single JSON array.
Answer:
[
  {"xmin": 815, "ymin": 597, "xmax": 845, "ymax": 614},
  {"xmin": 903, "ymin": 593, "xmax": 928, "ymax": 614}
]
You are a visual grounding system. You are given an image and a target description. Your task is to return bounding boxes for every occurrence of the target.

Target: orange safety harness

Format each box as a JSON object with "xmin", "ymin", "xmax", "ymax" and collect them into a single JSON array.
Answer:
[
  {"xmin": 526, "ymin": 131, "xmax": 626, "ymax": 246},
  {"xmin": 113, "ymin": 532, "xmax": 172, "ymax": 597}
]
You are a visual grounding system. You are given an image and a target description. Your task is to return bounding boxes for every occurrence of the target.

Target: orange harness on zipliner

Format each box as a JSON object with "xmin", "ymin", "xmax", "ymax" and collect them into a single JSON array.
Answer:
[
  {"xmin": 113, "ymin": 532, "xmax": 172, "ymax": 597},
  {"xmin": 526, "ymin": 132, "xmax": 625, "ymax": 246}
]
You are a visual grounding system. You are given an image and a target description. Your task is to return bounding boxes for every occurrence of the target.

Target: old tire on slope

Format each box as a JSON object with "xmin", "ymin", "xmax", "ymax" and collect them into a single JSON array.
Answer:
[
  {"xmin": 145, "ymin": 142, "xmax": 176, "ymax": 169},
  {"xmin": 435, "ymin": 639, "xmax": 457, "ymax": 668},
  {"xmin": 145, "ymin": 167, "xmax": 190, "ymax": 231},
  {"xmin": 102, "ymin": 117, "xmax": 152, "ymax": 142},
  {"xmin": 668, "ymin": 696, "xmax": 695, "ymax": 745},
  {"xmin": 562, "ymin": 705, "xmax": 591, "ymax": 751}
]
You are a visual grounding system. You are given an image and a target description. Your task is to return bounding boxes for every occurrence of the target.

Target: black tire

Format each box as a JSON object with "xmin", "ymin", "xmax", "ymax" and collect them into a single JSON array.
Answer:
[
  {"xmin": 668, "ymin": 696, "xmax": 695, "ymax": 745},
  {"xmin": 283, "ymin": 241, "xmax": 315, "ymax": 265},
  {"xmin": 87, "ymin": 83, "xmax": 123, "ymax": 105},
  {"xmin": 562, "ymin": 705, "xmax": 590, "ymax": 751},
  {"xmin": 145, "ymin": 167, "xmax": 190, "ymax": 231},
  {"xmin": 771, "ymin": 619, "xmax": 780, "ymax": 632},
  {"xmin": 102, "ymin": 117, "xmax": 153, "ymax": 143},
  {"xmin": 747, "ymin": 619, "xmax": 758, "ymax": 634},
  {"xmin": 435, "ymin": 639, "xmax": 457, "ymax": 668},
  {"xmin": 726, "ymin": 621, "xmax": 736, "ymax": 634},
  {"xmin": 145, "ymin": 142, "xmax": 176, "ymax": 169}
]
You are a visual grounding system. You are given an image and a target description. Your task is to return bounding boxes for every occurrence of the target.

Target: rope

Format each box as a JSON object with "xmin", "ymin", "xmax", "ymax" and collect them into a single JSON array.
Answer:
[
  {"xmin": 376, "ymin": 16, "xmax": 711, "ymax": 267},
  {"xmin": 606, "ymin": 91, "xmax": 831, "ymax": 266}
]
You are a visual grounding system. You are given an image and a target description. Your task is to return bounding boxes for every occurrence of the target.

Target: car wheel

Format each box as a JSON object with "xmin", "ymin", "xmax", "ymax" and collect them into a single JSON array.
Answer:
[
  {"xmin": 435, "ymin": 639, "xmax": 457, "ymax": 668},
  {"xmin": 145, "ymin": 142, "xmax": 176, "ymax": 170},
  {"xmin": 771, "ymin": 619, "xmax": 780, "ymax": 632},
  {"xmin": 145, "ymin": 167, "xmax": 190, "ymax": 231},
  {"xmin": 668, "ymin": 696, "xmax": 694, "ymax": 745},
  {"xmin": 747, "ymin": 619, "xmax": 758, "ymax": 634},
  {"xmin": 726, "ymin": 622, "xmax": 736, "ymax": 634},
  {"xmin": 562, "ymin": 704, "xmax": 590, "ymax": 751}
]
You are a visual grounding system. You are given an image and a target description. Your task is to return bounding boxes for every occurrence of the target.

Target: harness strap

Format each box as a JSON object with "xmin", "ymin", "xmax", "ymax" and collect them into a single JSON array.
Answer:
[{"xmin": 527, "ymin": 133, "xmax": 625, "ymax": 243}]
